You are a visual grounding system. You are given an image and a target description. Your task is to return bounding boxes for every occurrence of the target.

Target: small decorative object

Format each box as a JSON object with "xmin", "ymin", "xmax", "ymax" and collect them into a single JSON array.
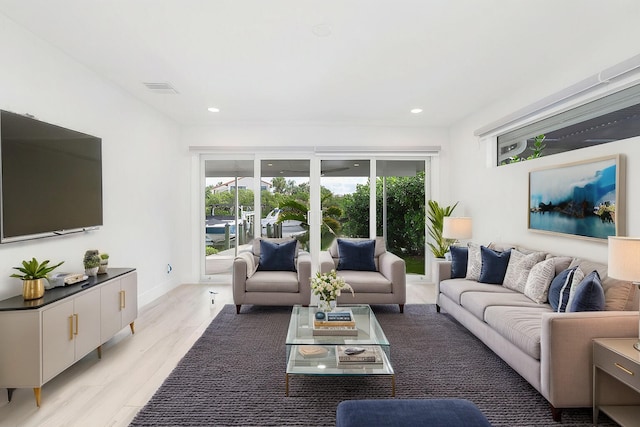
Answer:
[
  {"xmin": 98, "ymin": 252, "xmax": 109, "ymax": 274},
  {"xmin": 310, "ymin": 269, "xmax": 354, "ymax": 312},
  {"xmin": 83, "ymin": 250, "xmax": 101, "ymax": 277},
  {"xmin": 11, "ymin": 257, "xmax": 65, "ymax": 300},
  {"xmin": 298, "ymin": 345, "xmax": 329, "ymax": 358},
  {"xmin": 315, "ymin": 311, "xmax": 326, "ymax": 320}
]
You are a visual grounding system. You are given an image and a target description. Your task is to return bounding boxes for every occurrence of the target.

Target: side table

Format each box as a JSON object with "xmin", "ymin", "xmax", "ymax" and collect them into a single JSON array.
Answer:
[{"xmin": 593, "ymin": 338, "xmax": 640, "ymax": 426}]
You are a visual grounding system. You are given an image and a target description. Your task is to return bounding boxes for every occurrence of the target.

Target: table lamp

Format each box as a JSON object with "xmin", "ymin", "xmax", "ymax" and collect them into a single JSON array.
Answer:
[
  {"xmin": 607, "ymin": 236, "xmax": 640, "ymax": 351},
  {"xmin": 443, "ymin": 217, "xmax": 473, "ymax": 243}
]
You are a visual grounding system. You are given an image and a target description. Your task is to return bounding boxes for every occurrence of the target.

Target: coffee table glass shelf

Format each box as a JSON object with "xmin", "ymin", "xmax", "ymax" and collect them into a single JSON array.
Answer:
[{"xmin": 285, "ymin": 304, "xmax": 394, "ymax": 396}]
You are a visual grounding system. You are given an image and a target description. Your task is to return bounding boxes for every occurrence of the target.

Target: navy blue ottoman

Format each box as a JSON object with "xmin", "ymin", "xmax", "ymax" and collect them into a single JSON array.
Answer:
[{"xmin": 335, "ymin": 399, "xmax": 492, "ymax": 427}]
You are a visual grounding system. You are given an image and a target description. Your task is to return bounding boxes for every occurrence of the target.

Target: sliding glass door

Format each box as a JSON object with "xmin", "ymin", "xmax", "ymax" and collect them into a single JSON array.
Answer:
[
  {"xmin": 377, "ymin": 160, "xmax": 426, "ymax": 275},
  {"xmin": 260, "ymin": 159, "xmax": 310, "ymax": 247},
  {"xmin": 320, "ymin": 159, "xmax": 370, "ymax": 247},
  {"xmin": 200, "ymin": 153, "xmax": 430, "ymax": 280},
  {"xmin": 204, "ymin": 159, "xmax": 255, "ymax": 276}
]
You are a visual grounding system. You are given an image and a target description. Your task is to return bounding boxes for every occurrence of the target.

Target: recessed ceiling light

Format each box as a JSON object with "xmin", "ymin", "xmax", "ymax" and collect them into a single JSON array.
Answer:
[
  {"xmin": 353, "ymin": 163, "xmax": 360, "ymax": 167},
  {"xmin": 267, "ymin": 163, "xmax": 273, "ymax": 167},
  {"xmin": 207, "ymin": 107, "xmax": 220, "ymax": 113},
  {"xmin": 410, "ymin": 108, "xmax": 423, "ymax": 114}
]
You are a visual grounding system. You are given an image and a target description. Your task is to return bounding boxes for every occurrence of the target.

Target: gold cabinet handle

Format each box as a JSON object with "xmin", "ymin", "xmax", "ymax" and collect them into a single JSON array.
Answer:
[
  {"xmin": 122, "ymin": 290, "xmax": 126, "ymax": 309},
  {"xmin": 119, "ymin": 290, "xmax": 125, "ymax": 310},
  {"xmin": 69, "ymin": 315, "xmax": 74, "ymax": 340},
  {"xmin": 74, "ymin": 313, "xmax": 79, "ymax": 336},
  {"xmin": 615, "ymin": 362, "xmax": 635, "ymax": 376}
]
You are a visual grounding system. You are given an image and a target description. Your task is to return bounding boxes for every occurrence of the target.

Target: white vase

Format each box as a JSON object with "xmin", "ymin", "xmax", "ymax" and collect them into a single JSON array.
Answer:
[
  {"xmin": 85, "ymin": 267, "xmax": 99, "ymax": 277},
  {"xmin": 318, "ymin": 299, "xmax": 336, "ymax": 312}
]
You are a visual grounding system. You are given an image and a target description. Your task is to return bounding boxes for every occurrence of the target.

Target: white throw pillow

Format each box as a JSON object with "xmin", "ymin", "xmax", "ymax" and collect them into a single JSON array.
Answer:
[
  {"xmin": 524, "ymin": 258, "xmax": 556, "ymax": 303},
  {"xmin": 564, "ymin": 267, "xmax": 585, "ymax": 311},
  {"xmin": 465, "ymin": 243, "xmax": 482, "ymax": 281},
  {"xmin": 503, "ymin": 250, "xmax": 545, "ymax": 292},
  {"xmin": 237, "ymin": 251, "xmax": 257, "ymax": 278}
]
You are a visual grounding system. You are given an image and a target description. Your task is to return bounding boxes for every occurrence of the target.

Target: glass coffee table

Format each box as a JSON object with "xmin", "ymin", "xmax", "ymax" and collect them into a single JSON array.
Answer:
[{"xmin": 285, "ymin": 304, "xmax": 395, "ymax": 396}]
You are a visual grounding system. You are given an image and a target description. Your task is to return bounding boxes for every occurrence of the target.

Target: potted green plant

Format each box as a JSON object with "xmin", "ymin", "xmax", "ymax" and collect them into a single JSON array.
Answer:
[
  {"xmin": 83, "ymin": 250, "xmax": 101, "ymax": 277},
  {"xmin": 427, "ymin": 200, "xmax": 458, "ymax": 258},
  {"xmin": 11, "ymin": 257, "xmax": 64, "ymax": 300},
  {"xmin": 98, "ymin": 253, "xmax": 109, "ymax": 274}
]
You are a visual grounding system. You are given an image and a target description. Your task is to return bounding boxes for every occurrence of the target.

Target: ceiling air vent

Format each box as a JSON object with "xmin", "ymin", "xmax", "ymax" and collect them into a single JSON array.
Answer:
[{"xmin": 143, "ymin": 82, "xmax": 179, "ymax": 94}]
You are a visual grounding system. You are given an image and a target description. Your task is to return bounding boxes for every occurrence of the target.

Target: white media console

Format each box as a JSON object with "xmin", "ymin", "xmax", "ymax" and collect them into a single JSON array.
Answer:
[{"xmin": 0, "ymin": 268, "xmax": 137, "ymax": 406}]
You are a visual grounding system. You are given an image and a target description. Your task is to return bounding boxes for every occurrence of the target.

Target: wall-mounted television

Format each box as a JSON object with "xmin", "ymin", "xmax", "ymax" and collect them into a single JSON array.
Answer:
[{"xmin": 0, "ymin": 110, "xmax": 103, "ymax": 243}]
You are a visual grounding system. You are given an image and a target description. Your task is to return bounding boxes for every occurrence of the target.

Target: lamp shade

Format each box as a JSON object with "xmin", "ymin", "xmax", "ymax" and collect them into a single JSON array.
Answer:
[
  {"xmin": 442, "ymin": 217, "xmax": 472, "ymax": 240},
  {"xmin": 608, "ymin": 236, "xmax": 640, "ymax": 281}
]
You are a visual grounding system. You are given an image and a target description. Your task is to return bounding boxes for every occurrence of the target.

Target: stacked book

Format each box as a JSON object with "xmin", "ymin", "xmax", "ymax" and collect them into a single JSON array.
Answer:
[
  {"xmin": 312, "ymin": 310, "xmax": 357, "ymax": 336},
  {"xmin": 335, "ymin": 345, "xmax": 384, "ymax": 368}
]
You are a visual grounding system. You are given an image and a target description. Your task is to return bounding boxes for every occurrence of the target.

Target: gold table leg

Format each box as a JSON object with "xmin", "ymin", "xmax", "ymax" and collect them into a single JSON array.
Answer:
[{"xmin": 33, "ymin": 387, "xmax": 41, "ymax": 407}]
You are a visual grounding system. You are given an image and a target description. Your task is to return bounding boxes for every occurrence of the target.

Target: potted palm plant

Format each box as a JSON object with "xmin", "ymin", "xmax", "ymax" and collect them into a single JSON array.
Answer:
[
  {"xmin": 427, "ymin": 200, "xmax": 458, "ymax": 258},
  {"xmin": 11, "ymin": 257, "xmax": 64, "ymax": 300}
]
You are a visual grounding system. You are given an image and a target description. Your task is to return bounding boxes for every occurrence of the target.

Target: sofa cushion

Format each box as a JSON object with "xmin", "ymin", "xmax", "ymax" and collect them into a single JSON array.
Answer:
[
  {"xmin": 547, "ymin": 255, "xmax": 573, "ymax": 275},
  {"xmin": 465, "ymin": 243, "xmax": 483, "ymax": 281},
  {"xmin": 524, "ymin": 258, "xmax": 556, "ymax": 304},
  {"xmin": 502, "ymin": 250, "xmax": 545, "ymax": 292},
  {"xmin": 257, "ymin": 239, "xmax": 297, "ymax": 271},
  {"xmin": 460, "ymin": 290, "xmax": 544, "ymax": 322},
  {"xmin": 570, "ymin": 257, "xmax": 638, "ymax": 311},
  {"xmin": 450, "ymin": 246, "xmax": 468, "ymax": 279},
  {"xmin": 479, "ymin": 246, "xmax": 511, "ymax": 284},
  {"xmin": 484, "ymin": 306, "xmax": 552, "ymax": 360},
  {"xmin": 439, "ymin": 279, "xmax": 515, "ymax": 306},
  {"xmin": 548, "ymin": 267, "xmax": 577, "ymax": 311},
  {"xmin": 604, "ymin": 277, "xmax": 638, "ymax": 311},
  {"xmin": 337, "ymin": 238, "xmax": 377, "ymax": 271},
  {"xmin": 568, "ymin": 270, "xmax": 605, "ymax": 312},
  {"xmin": 334, "ymin": 270, "xmax": 392, "ymax": 293},
  {"xmin": 246, "ymin": 270, "xmax": 300, "ymax": 292}
]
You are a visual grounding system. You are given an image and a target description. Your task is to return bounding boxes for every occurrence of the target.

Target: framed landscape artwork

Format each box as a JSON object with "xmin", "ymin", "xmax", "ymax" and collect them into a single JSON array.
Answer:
[{"xmin": 528, "ymin": 154, "xmax": 625, "ymax": 240}]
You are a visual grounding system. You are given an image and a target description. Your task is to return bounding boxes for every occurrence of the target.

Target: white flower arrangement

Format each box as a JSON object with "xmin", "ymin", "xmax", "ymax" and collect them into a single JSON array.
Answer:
[{"xmin": 310, "ymin": 269, "xmax": 354, "ymax": 304}]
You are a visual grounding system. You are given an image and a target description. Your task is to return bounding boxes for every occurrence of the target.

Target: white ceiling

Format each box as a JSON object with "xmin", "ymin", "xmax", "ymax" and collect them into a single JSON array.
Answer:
[{"xmin": 1, "ymin": 0, "xmax": 639, "ymax": 127}]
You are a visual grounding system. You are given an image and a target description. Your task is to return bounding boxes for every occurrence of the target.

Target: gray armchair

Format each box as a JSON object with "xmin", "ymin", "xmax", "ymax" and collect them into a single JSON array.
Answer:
[
  {"xmin": 320, "ymin": 237, "xmax": 406, "ymax": 313},
  {"xmin": 233, "ymin": 237, "xmax": 311, "ymax": 313}
]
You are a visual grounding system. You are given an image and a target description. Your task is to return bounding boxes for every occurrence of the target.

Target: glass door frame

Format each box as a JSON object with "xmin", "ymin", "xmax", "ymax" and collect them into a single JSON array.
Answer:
[{"xmin": 196, "ymin": 150, "xmax": 437, "ymax": 282}]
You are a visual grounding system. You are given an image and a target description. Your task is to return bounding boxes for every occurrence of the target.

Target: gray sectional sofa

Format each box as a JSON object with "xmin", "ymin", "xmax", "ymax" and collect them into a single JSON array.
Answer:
[{"xmin": 434, "ymin": 243, "xmax": 640, "ymax": 420}]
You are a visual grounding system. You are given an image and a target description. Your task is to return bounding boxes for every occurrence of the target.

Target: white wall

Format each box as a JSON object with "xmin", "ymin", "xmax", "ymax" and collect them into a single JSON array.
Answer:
[
  {"xmin": 447, "ymin": 53, "xmax": 640, "ymax": 264},
  {"xmin": 0, "ymin": 15, "xmax": 190, "ymax": 304},
  {"xmin": 183, "ymin": 123, "xmax": 446, "ymax": 149}
]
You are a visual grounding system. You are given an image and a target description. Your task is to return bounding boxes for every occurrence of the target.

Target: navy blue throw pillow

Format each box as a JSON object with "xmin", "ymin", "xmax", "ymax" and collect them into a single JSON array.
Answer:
[
  {"xmin": 548, "ymin": 267, "xmax": 577, "ymax": 311},
  {"xmin": 450, "ymin": 246, "xmax": 468, "ymax": 279},
  {"xmin": 257, "ymin": 239, "xmax": 297, "ymax": 271},
  {"xmin": 568, "ymin": 270, "xmax": 605, "ymax": 312},
  {"xmin": 478, "ymin": 246, "xmax": 511, "ymax": 284},
  {"xmin": 337, "ymin": 239, "xmax": 376, "ymax": 271}
]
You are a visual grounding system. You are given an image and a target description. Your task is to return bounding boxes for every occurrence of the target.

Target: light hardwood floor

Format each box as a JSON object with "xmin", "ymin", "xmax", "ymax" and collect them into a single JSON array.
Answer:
[{"xmin": 0, "ymin": 276, "xmax": 434, "ymax": 427}]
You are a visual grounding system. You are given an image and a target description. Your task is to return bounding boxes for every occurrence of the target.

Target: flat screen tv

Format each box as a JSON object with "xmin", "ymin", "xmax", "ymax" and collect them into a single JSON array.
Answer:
[{"xmin": 0, "ymin": 110, "xmax": 103, "ymax": 243}]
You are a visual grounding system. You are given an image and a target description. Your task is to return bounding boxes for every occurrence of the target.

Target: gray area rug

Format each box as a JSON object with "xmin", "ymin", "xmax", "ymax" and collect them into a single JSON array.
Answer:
[{"xmin": 130, "ymin": 304, "xmax": 612, "ymax": 426}]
